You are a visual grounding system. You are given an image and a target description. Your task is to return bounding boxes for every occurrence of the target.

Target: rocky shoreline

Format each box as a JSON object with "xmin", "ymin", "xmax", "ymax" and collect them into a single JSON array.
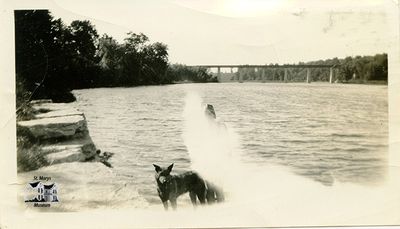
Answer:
[
  {"xmin": 16, "ymin": 100, "xmax": 141, "ymax": 211},
  {"xmin": 17, "ymin": 100, "xmax": 112, "ymax": 168}
]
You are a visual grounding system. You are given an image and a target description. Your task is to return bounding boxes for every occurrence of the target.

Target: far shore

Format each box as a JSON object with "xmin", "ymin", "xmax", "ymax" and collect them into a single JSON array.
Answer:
[
  {"xmin": 213, "ymin": 79, "xmax": 388, "ymax": 85},
  {"xmin": 70, "ymin": 80, "xmax": 388, "ymax": 91}
]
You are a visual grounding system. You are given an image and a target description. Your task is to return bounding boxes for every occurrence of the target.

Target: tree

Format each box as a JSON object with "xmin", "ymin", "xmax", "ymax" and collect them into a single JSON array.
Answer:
[
  {"xmin": 15, "ymin": 10, "xmax": 76, "ymax": 104},
  {"xmin": 69, "ymin": 20, "xmax": 99, "ymax": 61},
  {"xmin": 142, "ymin": 42, "xmax": 169, "ymax": 84},
  {"xmin": 15, "ymin": 10, "xmax": 52, "ymax": 101},
  {"xmin": 371, "ymin": 54, "xmax": 388, "ymax": 81},
  {"xmin": 97, "ymin": 34, "xmax": 124, "ymax": 86},
  {"xmin": 118, "ymin": 32, "xmax": 147, "ymax": 85},
  {"xmin": 66, "ymin": 20, "xmax": 101, "ymax": 89},
  {"xmin": 98, "ymin": 34, "xmax": 122, "ymax": 71},
  {"xmin": 337, "ymin": 56, "xmax": 354, "ymax": 81},
  {"xmin": 119, "ymin": 32, "xmax": 170, "ymax": 86}
]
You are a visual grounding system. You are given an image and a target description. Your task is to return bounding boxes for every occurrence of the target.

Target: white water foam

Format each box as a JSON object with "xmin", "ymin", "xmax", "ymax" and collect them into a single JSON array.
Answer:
[
  {"xmin": 182, "ymin": 92, "xmax": 242, "ymax": 193},
  {"xmin": 179, "ymin": 91, "xmax": 400, "ymax": 226}
]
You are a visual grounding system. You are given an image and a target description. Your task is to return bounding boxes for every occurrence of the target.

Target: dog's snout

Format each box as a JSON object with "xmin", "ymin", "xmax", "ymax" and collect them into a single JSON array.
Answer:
[{"xmin": 159, "ymin": 176, "xmax": 167, "ymax": 184}]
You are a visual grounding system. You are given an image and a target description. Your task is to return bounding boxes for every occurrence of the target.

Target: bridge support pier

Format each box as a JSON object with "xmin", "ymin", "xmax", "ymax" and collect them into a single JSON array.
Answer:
[
  {"xmin": 217, "ymin": 67, "xmax": 221, "ymax": 82},
  {"xmin": 284, "ymin": 68, "xmax": 288, "ymax": 83},
  {"xmin": 306, "ymin": 68, "xmax": 311, "ymax": 83},
  {"xmin": 239, "ymin": 68, "xmax": 243, "ymax": 82},
  {"xmin": 262, "ymin": 68, "xmax": 266, "ymax": 82},
  {"xmin": 329, "ymin": 67, "xmax": 333, "ymax": 83}
]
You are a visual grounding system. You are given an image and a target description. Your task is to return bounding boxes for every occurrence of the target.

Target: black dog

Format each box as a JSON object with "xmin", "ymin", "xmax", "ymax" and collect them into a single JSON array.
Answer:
[{"xmin": 153, "ymin": 163, "xmax": 224, "ymax": 210}]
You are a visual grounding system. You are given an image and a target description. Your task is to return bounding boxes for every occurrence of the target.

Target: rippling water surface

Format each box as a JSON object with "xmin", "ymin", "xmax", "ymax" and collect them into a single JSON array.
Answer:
[{"xmin": 73, "ymin": 83, "xmax": 387, "ymax": 205}]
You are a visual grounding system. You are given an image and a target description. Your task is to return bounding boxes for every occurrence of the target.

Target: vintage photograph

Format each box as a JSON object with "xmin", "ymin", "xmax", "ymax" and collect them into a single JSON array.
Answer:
[{"xmin": 4, "ymin": 0, "xmax": 400, "ymax": 228}]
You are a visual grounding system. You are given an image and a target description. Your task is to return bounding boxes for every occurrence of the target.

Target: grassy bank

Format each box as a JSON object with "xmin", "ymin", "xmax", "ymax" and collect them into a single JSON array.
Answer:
[{"xmin": 17, "ymin": 126, "xmax": 49, "ymax": 172}]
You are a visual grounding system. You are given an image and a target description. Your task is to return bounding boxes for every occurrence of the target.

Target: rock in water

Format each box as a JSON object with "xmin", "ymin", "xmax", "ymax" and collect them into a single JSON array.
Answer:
[{"xmin": 42, "ymin": 136, "xmax": 96, "ymax": 164}]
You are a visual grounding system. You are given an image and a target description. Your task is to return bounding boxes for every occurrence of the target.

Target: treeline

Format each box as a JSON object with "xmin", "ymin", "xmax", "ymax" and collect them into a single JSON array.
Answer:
[
  {"xmin": 15, "ymin": 10, "xmax": 215, "ymax": 107},
  {"xmin": 307, "ymin": 54, "xmax": 387, "ymax": 82},
  {"xmin": 236, "ymin": 54, "xmax": 387, "ymax": 82},
  {"xmin": 166, "ymin": 64, "xmax": 217, "ymax": 83}
]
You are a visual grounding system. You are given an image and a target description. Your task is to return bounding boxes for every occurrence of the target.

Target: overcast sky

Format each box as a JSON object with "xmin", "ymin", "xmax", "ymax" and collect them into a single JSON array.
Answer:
[{"xmin": 46, "ymin": 0, "xmax": 395, "ymax": 65}]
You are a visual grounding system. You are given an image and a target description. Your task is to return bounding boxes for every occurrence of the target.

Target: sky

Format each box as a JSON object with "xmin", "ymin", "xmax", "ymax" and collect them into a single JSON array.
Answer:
[{"xmin": 45, "ymin": 0, "xmax": 396, "ymax": 65}]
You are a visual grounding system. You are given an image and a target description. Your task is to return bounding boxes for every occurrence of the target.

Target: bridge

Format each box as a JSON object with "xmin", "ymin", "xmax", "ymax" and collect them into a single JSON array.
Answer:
[{"xmin": 188, "ymin": 64, "xmax": 337, "ymax": 83}]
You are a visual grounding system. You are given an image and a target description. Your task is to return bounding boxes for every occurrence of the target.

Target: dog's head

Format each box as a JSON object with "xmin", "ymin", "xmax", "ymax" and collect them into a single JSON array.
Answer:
[{"xmin": 153, "ymin": 163, "xmax": 174, "ymax": 185}]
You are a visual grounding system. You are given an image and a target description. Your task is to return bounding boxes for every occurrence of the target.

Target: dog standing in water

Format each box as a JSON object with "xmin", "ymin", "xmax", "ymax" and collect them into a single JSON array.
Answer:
[
  {"xmin": 153, "ymin": 104, "xmax": 225, "ymax": 210},
  {"xmin": 153, "ymin": 163, "xmax": 224, "ymax": 210}
]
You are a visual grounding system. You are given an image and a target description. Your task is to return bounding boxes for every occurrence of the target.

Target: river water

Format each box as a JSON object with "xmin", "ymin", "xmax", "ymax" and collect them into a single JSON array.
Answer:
[{"xmin": 73, "ymin": 82, "xmax": 388, "ymax": 207}]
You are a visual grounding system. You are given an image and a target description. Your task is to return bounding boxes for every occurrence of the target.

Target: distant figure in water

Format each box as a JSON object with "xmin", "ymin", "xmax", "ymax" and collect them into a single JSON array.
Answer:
[
  {"xmin": 204, "ymin": 104, "xmax": 227, "ymax": 131},
  {"xmin": 205, "ymin": 104, "xmax": 216, "ymax": 119}
]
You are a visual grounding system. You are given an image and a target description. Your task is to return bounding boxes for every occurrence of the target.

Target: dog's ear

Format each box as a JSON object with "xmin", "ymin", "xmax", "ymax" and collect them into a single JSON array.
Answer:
[
  {"xmin": 153, "ymin": 164, "xmax": 162, "ymax": 172},
  {"xmin": 167, "ymin": 163, "xmax": 174, "ymax": 172}
]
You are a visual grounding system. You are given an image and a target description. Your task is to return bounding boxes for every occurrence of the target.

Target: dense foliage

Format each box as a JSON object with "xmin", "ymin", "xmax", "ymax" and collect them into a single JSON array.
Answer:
[
  {"xmin": 15, "ymin": 10, "xmax": 214, "ymax": 109},
  {"xmin": 166, "ymin": 64, "xmax": 218, "ymax": 83},
  {"xmin": 304, "ymin": 54, "xmax": 387, "ymax": 82}
]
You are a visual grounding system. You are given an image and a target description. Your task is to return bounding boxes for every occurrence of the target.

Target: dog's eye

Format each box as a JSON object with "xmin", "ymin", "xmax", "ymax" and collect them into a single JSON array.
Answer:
[{"xmin": 159, "ymin": 176, "xmax": 167, "ymax": 184}]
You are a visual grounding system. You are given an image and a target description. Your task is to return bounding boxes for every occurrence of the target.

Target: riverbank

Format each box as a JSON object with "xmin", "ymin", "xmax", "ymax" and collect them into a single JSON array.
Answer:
[
  {"xmin": 16, "ymin": 100, "xmax": 149, "ymax": 211},
  {"xmin": 17, "ymin": 100, "xmax": 99, "ymax": 170},
  {"xmin": 343, "ymin": 79, "xmax": 388, "ymax": 85}
]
